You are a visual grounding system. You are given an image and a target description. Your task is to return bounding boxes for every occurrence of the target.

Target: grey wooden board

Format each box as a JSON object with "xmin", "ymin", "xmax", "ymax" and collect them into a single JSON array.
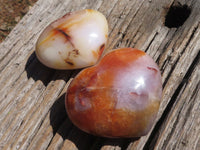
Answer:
[{"xmin": 0, "ymin": 0, "xmax": 199, "ymax": 149}]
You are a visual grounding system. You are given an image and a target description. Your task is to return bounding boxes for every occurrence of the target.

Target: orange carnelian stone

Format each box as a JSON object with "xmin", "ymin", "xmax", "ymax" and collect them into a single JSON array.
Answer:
[{"xmin": 65, "ymin": 48, "xmax": 162, "ymax": 138}]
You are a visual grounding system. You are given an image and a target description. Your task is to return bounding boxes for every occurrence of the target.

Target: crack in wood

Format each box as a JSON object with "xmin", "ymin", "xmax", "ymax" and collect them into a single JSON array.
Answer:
[
  {"xmin": 107, "ymin": 0, "xmax": 145, "ymax": 49},
  {"xmin": 161, "ymin": 22, "xmax": 199, "ymax": 88},
  {"xmin": 145, "ymin": 32, "xmax": 159, "ymax": 52},
  {"xmin": 180, "ymin": 24, "xmax": 199, "ymax": 56}
]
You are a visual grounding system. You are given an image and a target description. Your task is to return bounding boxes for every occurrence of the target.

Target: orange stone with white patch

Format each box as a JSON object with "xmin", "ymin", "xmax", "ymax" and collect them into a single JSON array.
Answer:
[
  {"xmin": 36, "ymin": 9, "xmax": 108, "ymax": 69},
  {"xmin": 65, "ymin": 48, "xmax": 162, "ymax": 138}
]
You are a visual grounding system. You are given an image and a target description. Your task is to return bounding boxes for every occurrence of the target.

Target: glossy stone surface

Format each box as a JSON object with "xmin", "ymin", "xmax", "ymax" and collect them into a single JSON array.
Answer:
[
  {"xmin": 65, "ymin": 48, "xmax": 162, "ymax": 138},
  {"xmin": 36, "ymin": 9, "xmax": 108, "ymax": 69}
]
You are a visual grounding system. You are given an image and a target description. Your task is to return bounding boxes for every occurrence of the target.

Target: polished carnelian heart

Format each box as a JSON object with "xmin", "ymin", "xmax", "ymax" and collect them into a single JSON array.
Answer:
[{"xmin": 65, "ymin": 48, "xmax": 162, "ymax": 138}]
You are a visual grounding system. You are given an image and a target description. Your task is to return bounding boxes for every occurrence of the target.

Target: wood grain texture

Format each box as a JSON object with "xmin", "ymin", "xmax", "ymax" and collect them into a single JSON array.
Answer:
[{"xmin": 0, "ymin": 0, "xmax": 199, "ymax": 150}]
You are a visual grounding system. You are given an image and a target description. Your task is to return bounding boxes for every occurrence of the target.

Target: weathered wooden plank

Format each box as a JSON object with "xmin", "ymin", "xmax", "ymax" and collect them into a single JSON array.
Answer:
[
  {"xmin": 153, "ymin": 55, "xmax": 200, "ymax": 150},
  {"xmin": 0, "ymin": 0, "xmax": 199, "ymax": 149}
]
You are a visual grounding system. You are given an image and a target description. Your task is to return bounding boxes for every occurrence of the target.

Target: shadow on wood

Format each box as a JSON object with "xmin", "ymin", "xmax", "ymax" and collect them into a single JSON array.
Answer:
[
  {"xmin": 25, "ymin": 52, "xmax": 57, "ymax": 86},
  {"xmin": 25, "ymin": 51, "xmax": 73, "ymax": 86}
]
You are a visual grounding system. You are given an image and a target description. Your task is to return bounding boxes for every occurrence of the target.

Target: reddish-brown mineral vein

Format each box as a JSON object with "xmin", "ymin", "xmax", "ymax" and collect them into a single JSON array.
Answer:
[{"xmin": 56, "ymin": 28, "xmax": 75, "ymax": 48}]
